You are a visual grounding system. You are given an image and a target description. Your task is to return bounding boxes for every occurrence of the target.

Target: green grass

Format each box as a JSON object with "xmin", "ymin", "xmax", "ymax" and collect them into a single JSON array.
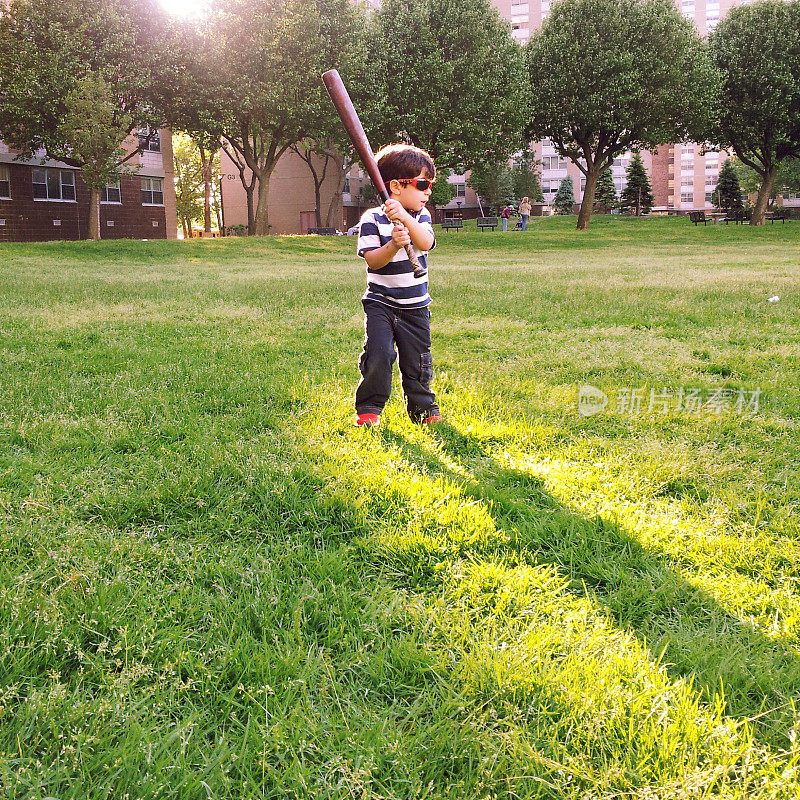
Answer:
[{"xmin": 1, "ymin": 216, "xmax": 800, "ymax": 798}]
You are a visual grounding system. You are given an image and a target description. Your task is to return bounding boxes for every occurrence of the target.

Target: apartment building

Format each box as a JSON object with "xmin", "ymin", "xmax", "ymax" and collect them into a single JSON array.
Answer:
[{"xmin": 0, "ymin": 128, "xmax": 177, "ymax": 242}]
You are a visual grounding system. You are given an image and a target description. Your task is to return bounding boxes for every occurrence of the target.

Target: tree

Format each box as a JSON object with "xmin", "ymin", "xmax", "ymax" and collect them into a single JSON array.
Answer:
[
  {"xmin": 594, "ymin": 168, "xmax": 617, "ymax": 212},
  {"xmin": 511, "ymin": 151, "xmax": 544, "ymax": 203},
  {"xmin": 205, "ymin": 0, "xmax": 366, "ymax": 235},
  {"xmin": 709, "ymin": 1, "xmax": 800, "ymax": 225},
  {"xmin": 428, "ymin": 168, "xmax": 457, "ymax": 209},
  {"xmin": 368, "ymin": 0, "xmax": 527, "ymax": 174},
  {"xmin": 0, "ymin": 0, "xmax": 177, "ymax": 239},
  {"xmin": 553, "ymin": 177, "xmax": 576, "ymax": 214},
  {"xmin": 173, "ymin": 133, "xmax": 222, "ymax": 238},
  {"xmin": 732, "ymin": 156, "xmax": 800, "ymax": 207},
  {"xmin": 57, "ymin": 76, "xmax": 134, "ymax": 240},
  {"xmin": 526, "ymin": 0, "xmax": 716, "ymax": 230},
  {"xmin": 619, "ymin": 153, "xmax": 654, "ymax": 216},
  {"xmin": 467, "ymin": 162, "xmax": 515, "ymax": 214},
  {"xmin": 714, "ymin": 158, "xmax": 743, "ymax": 213}
]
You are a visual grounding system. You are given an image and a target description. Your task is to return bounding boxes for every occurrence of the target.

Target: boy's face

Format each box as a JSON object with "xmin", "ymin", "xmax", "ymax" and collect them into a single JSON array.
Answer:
[{"xmin": 389, "ymin": 174, "xmax": 434, "ymax": 212}]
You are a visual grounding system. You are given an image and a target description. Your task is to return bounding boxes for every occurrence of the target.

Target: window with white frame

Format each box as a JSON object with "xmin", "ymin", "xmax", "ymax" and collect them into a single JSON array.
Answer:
[
  {"xmin": 681, "ymin": 191, "xmax": 693, "ymax": 203},
  {"xmin": 32, "ymin": 168, "xmax": 76, "ymax": 201},
  {"xmin": 138, "ymin": 127, "xmax": 161, "ymax": 153},
  {"xmin": 101, "ymin": 180, "xmax": 121, "ymax": 203},
  {"xmin": 705, "ymin": 175, "xmax": 717, "ymax": 186},
  {"xmin": 0, "ymin": 165, "xmax": 10, "ymax": 199},
  {"xmin": 681, "ymin": 176, "xmax": 694, "ymax": 186},
  {"xmin": 706, "ymin": 192, "xmax": 714, "ymax": 203},
  {"xmin": 455, "ymin": 182, "xmax": 466, "ymax": 198},
  {"xmin": 141, "ymin": 177, "xmax": 164, "ymax": 205},
  {"xmin": 541, "ymin": 155, "xmax": 567, "ymax": 171},
  {"xmin": 343, "ymin": 177, "xmax": 350, "ymax": 194}
]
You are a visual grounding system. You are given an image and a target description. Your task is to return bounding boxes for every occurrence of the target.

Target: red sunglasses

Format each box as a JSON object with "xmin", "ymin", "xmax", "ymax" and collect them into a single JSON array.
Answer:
[{"xmin": 397, "ymin": 177, "xmax": 435, "ymax": 191}]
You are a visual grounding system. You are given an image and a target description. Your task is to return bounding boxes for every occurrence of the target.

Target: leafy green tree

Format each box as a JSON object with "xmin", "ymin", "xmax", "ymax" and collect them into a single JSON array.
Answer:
[
  {"xmin": 511, "ymin": 151, "xmax": 544, "ymax": 203},
  {"xmin": 553, "ymin": 177, "xmax": 576, "ymax": 215},
  {"xmin": 714, "ymin": 158, "xmax": 743, "ymax": 213},
  {"xmin": 732, "ymin": 156, "xmax": 800, "ymax": 207},
  {"xmin": 0, "ymin": 0, "xmax": 176, "ymax": 238},
  {"xmin": 594, "ymin": 168, "xmax": 617, "ymax": 212},
  {"xmin": 173, "ymin": 133, "xmax": 222, "ymax": 238},
  {"xmin": 368, "ymin": 0, "xmax": 527, "ymax": 174},
  {"xmin": 467, "ymin": 162, "xmax": 515, "ymax": 214},
  {"xmin": 173, "ymin": 134, "xmax": 205, "ymax": 239},
  {"xmin": 428, "ymin": 168, "xmax": 457, "ymax": 209},
  {"xmin": 205, "ymin": 0, "xmax": 366, "ymax": 235},
  {"xmin": 526, "ymin": 0, "xmax": 716, "ymax": 230},
  {"xmin": 619, "ymin": 153, "xmax": 654, "ymax": 216},
  {"xmin": 58, "ymin": 76, "xmax": 134, "ymax": 240},
  {"xmin": 709, "ymin": 1, "xmax": 800, "ymax": 225}
]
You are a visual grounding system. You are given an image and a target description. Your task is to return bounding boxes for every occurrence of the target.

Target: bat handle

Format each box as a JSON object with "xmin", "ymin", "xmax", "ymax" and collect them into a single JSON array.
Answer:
[{"xmin": 390, "ymin": 218, "xmax": 427, "ymax": 278}]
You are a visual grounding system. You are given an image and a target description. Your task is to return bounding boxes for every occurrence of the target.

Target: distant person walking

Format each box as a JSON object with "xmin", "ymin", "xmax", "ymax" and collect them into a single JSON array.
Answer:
[
  {"xmin": 518, "ymin": 197, "xmax": 532, "ymax": 231},
  {"xmin": 500, "ymin": 204, "xmax": 514, "ymax": 232}
]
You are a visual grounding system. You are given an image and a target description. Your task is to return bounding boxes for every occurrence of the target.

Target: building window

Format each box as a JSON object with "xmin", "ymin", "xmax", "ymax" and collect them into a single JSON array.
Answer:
[
  {"xmin": 343, "ymin": 177, "xmax": 351, "ymax": 194},
  {"xmin": 101, "ymin": 180, "xmax": 121, "ymax": 203},
  {"xmin": 706, "ymin": 192, "xmax": 714, "ymax": 203},
  {"xmin": 138, "ymin": 127, "xmax": 161, "ymax": 153},
  {"xmin": 141, "ymin": 177, "xmax": 164, "ymax": 205},
  {"xmin": 0, "ymin": 165, "xmax": 10, "ymax": 199},
  {"xmin": 681, "ymin": 177, "xmax": 694, "ymax": 186},
  {"xmin": 455, "ymin": 182, "xmax": 466, "ymax": 198},
  {"xmin": 542, "ymin": 156, "xmax": 567, "ymax": 171},
  {"xmin": 681, "ymin": 192, "xmax": 694, "ymax": 204},
  {"xmin": 32, "ymin": 168, "xmax": 76, "ymax": 201}
]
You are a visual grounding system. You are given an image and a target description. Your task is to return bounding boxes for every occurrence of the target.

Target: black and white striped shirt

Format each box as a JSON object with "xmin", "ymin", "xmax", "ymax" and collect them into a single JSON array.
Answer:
[{"xmin": 357, "ymin": 205, "xmax": 435, "ymax": 309}]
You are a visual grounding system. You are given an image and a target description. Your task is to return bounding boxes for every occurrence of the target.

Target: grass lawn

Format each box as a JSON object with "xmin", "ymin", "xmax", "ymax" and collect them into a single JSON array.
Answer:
[{"xmin": 1, "ymin": 215, "xmax": 800, "ymax": 798}]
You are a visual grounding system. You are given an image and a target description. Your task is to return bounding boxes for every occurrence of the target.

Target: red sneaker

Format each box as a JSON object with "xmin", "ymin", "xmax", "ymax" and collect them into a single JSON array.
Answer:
[
  {"xmin": 355, "ymin": 413, "xmax": 379, "ymax": 427},
  {"xmin": 421, "ymin": 414, "xmax": 444, "ymax": 425}
]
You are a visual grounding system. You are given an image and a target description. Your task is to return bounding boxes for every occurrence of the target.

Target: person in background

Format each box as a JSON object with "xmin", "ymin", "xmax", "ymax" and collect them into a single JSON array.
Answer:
[
  {"xmin": 518, "ymin": 196, "xmax": 532, "ymax": 231},
  {"xmin": 500, "ymin": 204, "xmax": 514, "ymax": 232}
]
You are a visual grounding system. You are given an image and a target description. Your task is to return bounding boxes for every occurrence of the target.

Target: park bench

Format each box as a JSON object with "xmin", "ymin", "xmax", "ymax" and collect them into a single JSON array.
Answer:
[
  {"xmin": 723, "ymin": 209, "xmax": 749, "ymax": 224},
  {"xmin": 307, "ymin": 227, "xmax": 338, "ymax": 235},
  {"xmin": 441, "ymin": 218, "xmax": 464, "ymax": 232},
  {"xmin": 476, "ymin": 216, "xmax": 499, "ymax": 231},
  {"xmin": 688, "ymin": 211, "xmax": 708, "ymax": 225},
  {"xmin": 767, "ymin": 208, "xmax": 791, "ymax": 223}
]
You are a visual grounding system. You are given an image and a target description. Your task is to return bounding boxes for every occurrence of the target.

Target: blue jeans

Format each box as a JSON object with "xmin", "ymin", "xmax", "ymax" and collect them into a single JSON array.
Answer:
[
  {"xmin": 355, "ymin": 300, "xmax": 439, "ymax": 421},
  {"xmin": 521, "ymin": 215, "xmax": 529, "ymax": 231},
  {"xmin": 502, "ymin": 217, "xmax": 508, "ymax": 231}
]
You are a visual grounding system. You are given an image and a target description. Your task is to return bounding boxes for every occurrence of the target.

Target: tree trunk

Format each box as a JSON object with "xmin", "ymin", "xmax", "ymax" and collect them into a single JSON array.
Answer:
[
  {"xmin": 577, "ymin": 166, "xmax": 600, "ymax": 231},
  {"xmin": 88, "ymin": 187, "xmax": 101, "ymax": 240},
  {"xmin": 325, "ymin": 153, "xmax": 346, "ymax": 229},
  {"xmin": 200, "ymin": 144, "xmax": 213, "ymax": 235},
  {"xmin": 750, "ymin": 166, "xmax": 777, "ymax": 226},
  {"xmin": 254, "ymin": 167, "xmax": 272, "ymax": 235},
  {"xmin": 245, "ymin": 185, "xmax": 255, "ymax": 236}
]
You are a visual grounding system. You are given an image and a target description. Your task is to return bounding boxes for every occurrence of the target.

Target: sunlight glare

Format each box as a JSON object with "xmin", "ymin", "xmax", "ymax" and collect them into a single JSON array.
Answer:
[{"xmin": 159, "ymin": 0, "xmax": 209, "ymax": 18}]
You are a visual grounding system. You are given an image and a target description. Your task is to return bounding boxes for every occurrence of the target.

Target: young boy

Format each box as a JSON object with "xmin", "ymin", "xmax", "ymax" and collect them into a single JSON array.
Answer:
[{"xmin": 354, "ymin": 143, "xmax": 443, "ymax": 427}]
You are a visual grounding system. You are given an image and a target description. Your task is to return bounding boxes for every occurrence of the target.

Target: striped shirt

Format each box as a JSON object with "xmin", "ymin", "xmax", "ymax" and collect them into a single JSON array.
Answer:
[{"xmin": 357, "ymin": 205, "xmax": 435, "ymax": 309}]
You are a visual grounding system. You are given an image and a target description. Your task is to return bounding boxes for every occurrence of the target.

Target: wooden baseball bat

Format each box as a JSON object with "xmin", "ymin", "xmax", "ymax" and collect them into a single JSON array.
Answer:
[{"xmin": 321, "ymin": 69, "xmax": 426, "ymax": 277}]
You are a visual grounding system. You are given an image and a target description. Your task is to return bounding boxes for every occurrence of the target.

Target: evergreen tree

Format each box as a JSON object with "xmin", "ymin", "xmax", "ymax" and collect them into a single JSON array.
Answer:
[
  {"xmin": 714, "ymin": 158, "xmax": 743, "ymax": 212},
  {"xmin": 620, "ymin": 153, "xmax": 654, "ymax": 215},
  {"xmin": 594, "ymin": 168, "xmax": 617, "ymax": 212},
  {"xmin": 553, "ymin": 177, "xmax": 575, "ymax": 214}
]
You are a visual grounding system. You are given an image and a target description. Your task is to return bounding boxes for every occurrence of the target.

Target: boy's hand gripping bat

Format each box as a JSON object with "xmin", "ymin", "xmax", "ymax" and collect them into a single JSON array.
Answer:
[{"xmin": 322, "ymin": 69, "xmax": 426, "ymax": 278}]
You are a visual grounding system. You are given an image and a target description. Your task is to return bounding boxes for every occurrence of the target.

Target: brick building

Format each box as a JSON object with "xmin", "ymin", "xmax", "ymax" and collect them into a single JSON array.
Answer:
[{"xmin": 0, "ymin": 128, "xmax": 178, "ymax": 242}]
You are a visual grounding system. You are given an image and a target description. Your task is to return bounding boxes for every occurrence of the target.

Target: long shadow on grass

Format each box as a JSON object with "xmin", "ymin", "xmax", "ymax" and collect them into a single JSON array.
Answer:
[{"xmin": 377, "ymin": 423, "xmax": 800, "ymax": 750}]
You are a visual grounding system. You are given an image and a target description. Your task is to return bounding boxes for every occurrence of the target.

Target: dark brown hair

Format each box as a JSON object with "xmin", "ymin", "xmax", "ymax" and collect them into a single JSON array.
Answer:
[{"xmin": 374, "ymin": 144, "xmax": 436, "ymax": 188}]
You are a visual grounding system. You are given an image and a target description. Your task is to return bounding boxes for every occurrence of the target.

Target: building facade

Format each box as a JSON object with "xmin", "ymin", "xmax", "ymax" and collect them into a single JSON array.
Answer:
[{"xmin": 0, "ymin": 128, "xmax": 178, "ymax": 242}]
